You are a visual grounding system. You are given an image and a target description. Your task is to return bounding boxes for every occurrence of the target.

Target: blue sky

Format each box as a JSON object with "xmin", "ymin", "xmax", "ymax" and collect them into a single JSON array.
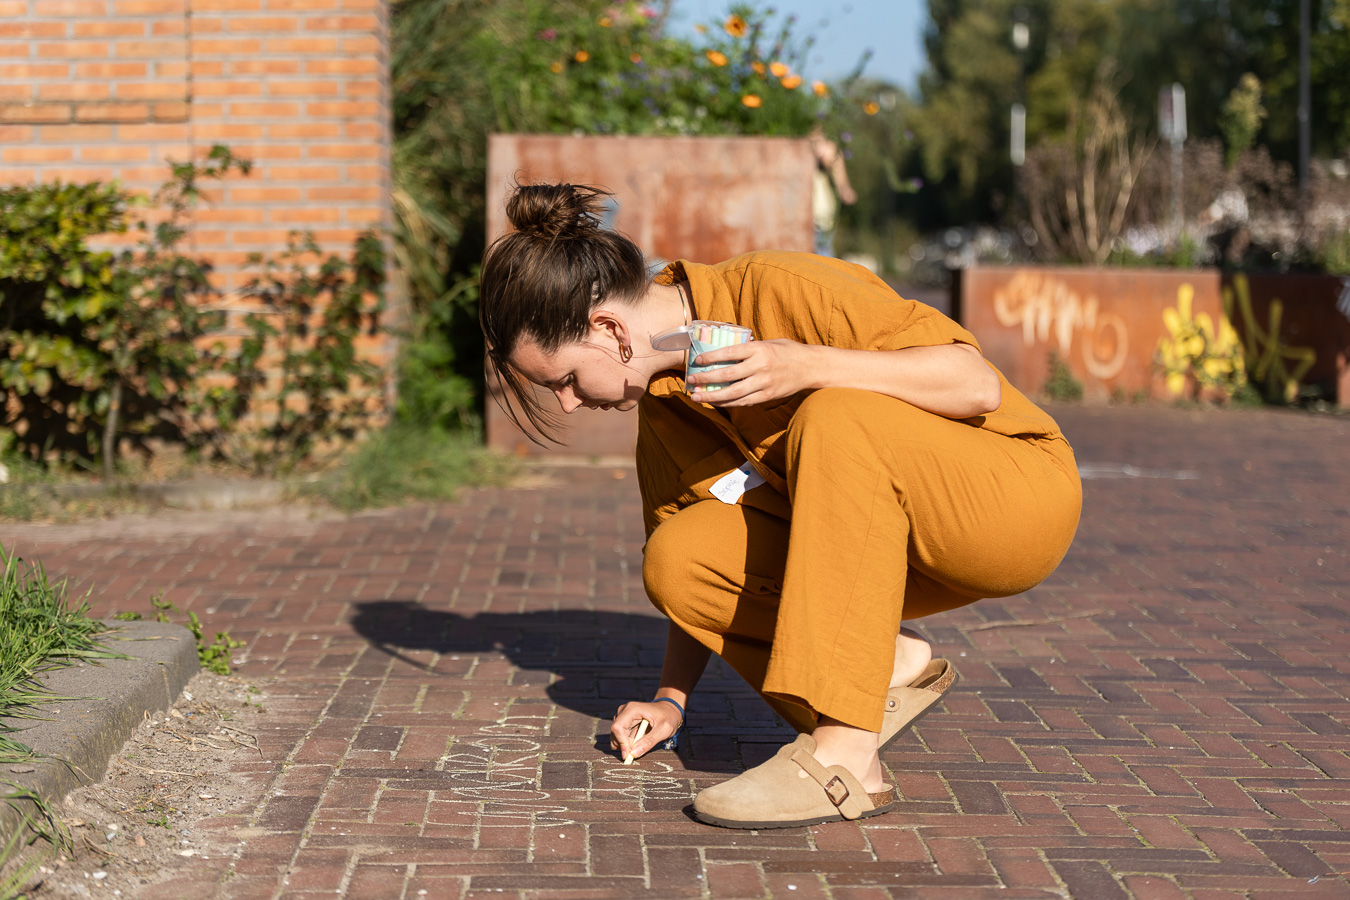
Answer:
[{"xmin": 668, "ymin": 0, "xmax": 930, "ymax": 92}]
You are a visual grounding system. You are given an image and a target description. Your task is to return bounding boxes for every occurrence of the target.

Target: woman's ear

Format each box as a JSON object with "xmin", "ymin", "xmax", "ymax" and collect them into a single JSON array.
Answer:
[{"xmin": 589, "ymin": 307, "xmax": 629, "ymax": 349}]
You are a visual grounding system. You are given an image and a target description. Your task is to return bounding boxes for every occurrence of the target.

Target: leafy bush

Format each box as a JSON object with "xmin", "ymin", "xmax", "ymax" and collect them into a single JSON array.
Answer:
[
  {"xmin": 0, "ymin": 167, "xmax": 225, "ymax": 474},
  {"xmin": 1, "ymin": 148, "xmax": 388, "ymax": 477},
  {"xmin": 514, "ymin": 2, "xmax": 842, "ymax": 137},
  {"xmin": 218, "ymin": 232, "xmax": 388, "ymax": 476},
  {"xmin": 1314, "ymin": 227, "xmax": 1350, "ymax": 275},
  {"xmin": 1042, "ymin": 350, "xmax": 1084, "ymax": 401},
  {"xmin": 303, "ymin": 421, "xmax": 514, "ymax": 512}
]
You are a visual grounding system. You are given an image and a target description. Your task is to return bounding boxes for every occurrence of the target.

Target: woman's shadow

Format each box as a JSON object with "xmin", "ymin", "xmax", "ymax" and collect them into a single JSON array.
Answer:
[
  {"xmin": 348, "ymin": 599, "xmax": 791, "ymax": 771},
  {"xmin": 350, "ymin": 599, "xmax": 669, "ymax": 714}
]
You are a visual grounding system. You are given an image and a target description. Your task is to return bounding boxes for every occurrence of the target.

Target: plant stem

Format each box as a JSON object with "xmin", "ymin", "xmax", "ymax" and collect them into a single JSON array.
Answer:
[{"xmin": 102, "ymin": 379, "xmax": 123, "ymax": 482}]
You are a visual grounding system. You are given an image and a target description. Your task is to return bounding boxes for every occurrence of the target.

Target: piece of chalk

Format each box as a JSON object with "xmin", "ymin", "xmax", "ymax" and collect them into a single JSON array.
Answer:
[{"xmin": 623, "ymin": 718, "xmax": 650, "ymax": 765}]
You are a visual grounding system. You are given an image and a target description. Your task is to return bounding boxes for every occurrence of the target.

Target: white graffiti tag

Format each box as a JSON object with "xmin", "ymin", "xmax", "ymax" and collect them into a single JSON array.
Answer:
[{"xmin": 992, "ymin": 270, "xmax": 1130, "ymax": 380}]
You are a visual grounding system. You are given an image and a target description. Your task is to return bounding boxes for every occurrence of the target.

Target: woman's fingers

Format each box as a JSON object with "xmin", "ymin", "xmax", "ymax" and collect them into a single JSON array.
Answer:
[
  {"xmin": 689, "ymin": 340, "xmax": 805, "ymax": 406},
  {"xmin": 609, "ymin": 701, "xmax": 678, "ymax": 761},
  {"xmin": 609, "ymin": 703, "xmax": 643, "ymax": 756}
]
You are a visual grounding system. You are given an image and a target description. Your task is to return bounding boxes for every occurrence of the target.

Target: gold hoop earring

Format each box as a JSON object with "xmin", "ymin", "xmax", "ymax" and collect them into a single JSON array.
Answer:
[{"xmin": 619, "ymin": 342, "xmax": 633, "ymax": 363}]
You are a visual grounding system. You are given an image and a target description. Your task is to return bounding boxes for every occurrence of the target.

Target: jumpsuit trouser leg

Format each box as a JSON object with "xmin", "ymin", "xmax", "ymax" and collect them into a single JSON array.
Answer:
[{"xmin": 643, "ymin": 388, "xmax": 1082, "ymax": 734}]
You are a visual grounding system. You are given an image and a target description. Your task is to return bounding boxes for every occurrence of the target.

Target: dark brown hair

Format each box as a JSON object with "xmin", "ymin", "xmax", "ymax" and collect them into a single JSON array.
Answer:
[{"xmin": 479, "ymin": 183, "xmax": 649, "ymax": 441}]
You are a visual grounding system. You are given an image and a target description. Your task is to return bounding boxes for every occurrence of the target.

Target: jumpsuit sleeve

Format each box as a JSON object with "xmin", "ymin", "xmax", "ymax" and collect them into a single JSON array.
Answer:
[{"xmin": 729, "ymin": 255, "xmax": 982, "ymax": 353}]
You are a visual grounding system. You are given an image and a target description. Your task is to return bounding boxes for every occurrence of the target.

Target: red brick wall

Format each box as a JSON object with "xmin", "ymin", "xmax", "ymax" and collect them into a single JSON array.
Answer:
[{"xmin": 1, "ymin": 0, "xmax": 397, "ymax": 361}]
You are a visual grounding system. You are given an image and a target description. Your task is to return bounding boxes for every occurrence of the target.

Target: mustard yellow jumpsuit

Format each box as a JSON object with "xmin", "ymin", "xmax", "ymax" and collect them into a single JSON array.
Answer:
[{"xmin": 637, "ymin": 252, "xmax": 1082, "ymax": 735}]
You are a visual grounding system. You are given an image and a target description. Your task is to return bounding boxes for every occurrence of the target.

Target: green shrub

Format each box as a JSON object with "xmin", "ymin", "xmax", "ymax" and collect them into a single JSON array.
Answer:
[
  {"xmin": 304, "ymin": 422, "xmax": 514, "ymax": 512},
  {"xmin": 1, "ymin": 147, "xmax": 389, "ymax": 479},
  {"xmin": 1043, "ymin": 350, "xmax": 1084, "ymax": 402},
  {"xmin": 1, "ymin": 182, "xmax": 208, "ymax": 474},
  {"xmin": 1315, "ymin": 227, "xmax": 1350, "ymax": 276},
  {"xmin": 216, "ymin": 231, "xmax": 388, "ymax": 476}
]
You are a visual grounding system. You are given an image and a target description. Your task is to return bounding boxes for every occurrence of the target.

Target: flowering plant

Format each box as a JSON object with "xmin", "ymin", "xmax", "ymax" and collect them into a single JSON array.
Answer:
[{"xmin": 506, "ymin": 1, "xmax": 865, "ymax": 137}]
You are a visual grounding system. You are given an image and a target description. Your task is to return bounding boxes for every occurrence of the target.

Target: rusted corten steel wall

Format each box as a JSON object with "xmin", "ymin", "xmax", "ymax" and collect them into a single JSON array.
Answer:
[
  {"xmin": 1231, "ymin": 273, "xmax": 1350, "ymax": 406},
  {"xmin": 958, "ymin": 266, "xmax": 1350, "ymax": 408},
  {"xmin": 485, "ymin": 133, "xmax": 815, "ymax": 457}
]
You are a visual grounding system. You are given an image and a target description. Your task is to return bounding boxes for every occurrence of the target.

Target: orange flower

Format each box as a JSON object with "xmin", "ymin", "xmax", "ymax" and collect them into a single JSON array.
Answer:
[
  {"xmin": 630, "ymin": 52, "xmax": 642, "ymax": 63},
  {"xmin": 751, "ymin": 61, "xmax": 765, "ymax": 75},
  {"xmin": 724, "ymin": 14, "xmax": 747, "ymax": 37},
  {"xmin": 812, "ymin": 80, "xmax": 828, "ymax": 97},
  {"xmin": 550, "ymin": 60, "xmax": 564, "ymax": 73},
  {"xmin": 598, "ymin": 15, "xmax": 612, "ymax": 27},
  {"xmin": 769, "ymin": 61, "xmax": 788, "ymax": 78},
  {"xmin": 705, "ymin": 49, "xmax": 728, "ymax": 66},
  {"xmin": 780, "ymin": 74, "xmax": 802, "ymax": 89},
  {"xmin": 574, "ymin": 50, "xmax": 590, "ymax": 62},
  {"xmin": 863, "ymin": 101, "xmax": 880, "ymax": 115},
  {"xmin": 695, "ymin": 23, "xmax": 707, "ymax": 33},
  {"xmin": 741, "ymin": 93, "xmax": 762, "ymax": 108}
]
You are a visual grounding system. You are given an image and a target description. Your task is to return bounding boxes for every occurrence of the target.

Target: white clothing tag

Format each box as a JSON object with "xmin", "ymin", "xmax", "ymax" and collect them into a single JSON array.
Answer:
[{"xmin": 709, "ymin": 462, "xmax": 767, "ymax": 505}]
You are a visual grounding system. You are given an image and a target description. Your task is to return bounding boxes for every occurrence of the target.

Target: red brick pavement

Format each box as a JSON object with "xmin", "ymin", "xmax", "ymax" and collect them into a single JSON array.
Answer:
[{"xmin": 2, "ymin": 404, "xmax": 1348, "ymax": 900}]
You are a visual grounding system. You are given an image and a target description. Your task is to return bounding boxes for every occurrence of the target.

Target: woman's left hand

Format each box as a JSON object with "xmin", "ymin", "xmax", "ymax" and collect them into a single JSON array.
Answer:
[{"xmin": 687, "ymin": 339, "xmax": 816, "ymax": 407}]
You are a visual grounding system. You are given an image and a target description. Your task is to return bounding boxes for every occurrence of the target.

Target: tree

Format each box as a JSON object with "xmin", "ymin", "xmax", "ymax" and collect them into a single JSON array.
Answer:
[
  {"xmin": 1219, "ymin": 74, "xmax": 1267, "ymax": 169},
  {"xmin": 1022, "ymin": 65, "xmax": 1152, "ymax": 264},
  {"xmin": 904, "ymin": 0, "xmax": 1350, "ymax": 228}
]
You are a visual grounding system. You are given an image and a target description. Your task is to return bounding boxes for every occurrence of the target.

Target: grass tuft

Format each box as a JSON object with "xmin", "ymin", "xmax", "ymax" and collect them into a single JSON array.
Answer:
[
  {"xmin": 302, "ymin": 424, "xmax": 516, "ymax": 513},
  {"xmin": 0, "ymin": 546, "xmax": 116, "ymax": 757},
  {"xmin": 0, "ymin": 544, "xmax": 116, "ymax": 890}
]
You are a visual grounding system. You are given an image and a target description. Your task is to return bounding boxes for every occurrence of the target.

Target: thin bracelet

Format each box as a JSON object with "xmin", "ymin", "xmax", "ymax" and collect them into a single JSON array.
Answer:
[{"xmin": 653, "ymin": 697, "xmax": 685, "ymax": 751}]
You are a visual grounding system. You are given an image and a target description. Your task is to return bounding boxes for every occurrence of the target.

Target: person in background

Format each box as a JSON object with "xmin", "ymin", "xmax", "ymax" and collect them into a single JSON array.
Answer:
[{"xmin": 809, "ymin": 125, "xmax": 857, "ymax": 257}]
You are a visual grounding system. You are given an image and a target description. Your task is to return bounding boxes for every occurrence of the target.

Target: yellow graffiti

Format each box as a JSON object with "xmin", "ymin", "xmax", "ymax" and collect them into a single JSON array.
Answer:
[
  {"xmin": 1155, "ymin": 283, "xmax": 1247, "ymax": 399},
  {"xmin": 1222, "ymin": 273, "xmax": 1316, "ymax": 404},
  {"xmin": 992, "ymin": 271, "xmax": 1129, "ymax": 380}
]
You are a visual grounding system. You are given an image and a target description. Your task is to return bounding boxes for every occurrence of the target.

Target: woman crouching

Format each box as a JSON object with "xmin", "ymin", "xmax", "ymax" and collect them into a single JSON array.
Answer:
[{"xmin": 478, "ymin": 182, "xmax": 1081, "ymax": 829}]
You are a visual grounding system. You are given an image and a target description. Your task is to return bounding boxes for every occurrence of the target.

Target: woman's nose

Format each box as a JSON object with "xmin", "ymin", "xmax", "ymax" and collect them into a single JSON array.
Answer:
[{"xmin": 556, "ymin": 386, "xmax": 583, "ymax": 413}]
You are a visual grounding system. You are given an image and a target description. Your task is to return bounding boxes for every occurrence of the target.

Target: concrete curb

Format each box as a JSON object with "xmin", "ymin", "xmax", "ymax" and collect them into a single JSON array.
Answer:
[
  {"xmin": 42, "ymin": 478, "xmax": 291, "ymax": 511},
  {"xmin": 0, "ymin": 620, "xmax": 200, "ymax": 845}
]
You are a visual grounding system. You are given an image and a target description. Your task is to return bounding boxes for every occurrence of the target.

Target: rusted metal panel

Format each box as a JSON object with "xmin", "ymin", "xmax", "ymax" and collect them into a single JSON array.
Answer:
[
  {"xmin": 484, "ymin": 134, "xmax": 815, "ymax": 457},
  {"xmin": 960, "ymin": 265, "xmax": 1349, "ymax": 407},
  {"xmin": 1224, "ymin": 272, "xmax": 1350, "ymax": 405},
  {"xmin": 960, "ymin": 266, "xmax": 1224, "ymax": 401}
]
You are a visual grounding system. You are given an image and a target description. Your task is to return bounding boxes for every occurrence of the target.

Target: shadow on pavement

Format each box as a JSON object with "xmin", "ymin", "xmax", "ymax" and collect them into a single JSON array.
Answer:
[
  {"xmin": 349, "ymin": 600, "xmax": 790, "ymax": 773},
  {"xmin": 349, "ymin": 599, "xmax": 673, "ymax": 720}
]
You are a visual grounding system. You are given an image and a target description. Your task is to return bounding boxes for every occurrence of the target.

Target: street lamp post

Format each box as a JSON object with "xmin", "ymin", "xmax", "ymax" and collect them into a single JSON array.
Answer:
[
  {"xmin": 1010, "ymin": 14, "xmax": 1029, "ymax": 224},
  {"xmin": 1298, "ymin": 0, "xmax": 1311, "ymax": 218},
  {"xmin": 1159, "ymin": 83, "xmax": 1187, "ymax": 245}
]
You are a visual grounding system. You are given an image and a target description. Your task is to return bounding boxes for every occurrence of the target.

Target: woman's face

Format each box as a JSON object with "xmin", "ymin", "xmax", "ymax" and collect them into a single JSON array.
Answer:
[{"xmin": 510, "ymin": 327, "xmax": 646, "ymax": 414}]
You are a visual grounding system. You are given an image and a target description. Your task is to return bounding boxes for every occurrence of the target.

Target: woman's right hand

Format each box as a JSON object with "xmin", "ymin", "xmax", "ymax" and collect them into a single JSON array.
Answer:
[{"xmin": 610, "ymin": 699, "xmax": 682, "ymax": 762}]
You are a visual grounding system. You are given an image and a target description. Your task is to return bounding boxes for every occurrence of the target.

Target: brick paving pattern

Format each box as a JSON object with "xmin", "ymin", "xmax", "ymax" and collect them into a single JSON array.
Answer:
[{"xmin": 1, "ymin": 404, "xmax": 1348, "ymax": 899}]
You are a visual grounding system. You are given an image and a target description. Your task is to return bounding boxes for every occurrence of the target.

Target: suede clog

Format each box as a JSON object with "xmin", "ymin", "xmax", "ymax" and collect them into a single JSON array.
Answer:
[
  {"xmin": 878, "ymin": 658, "xmax": 958, "ymax": 753},
  {"xmin": 693, "ymin": 734, "xmax": 895, "ymax": 829}
]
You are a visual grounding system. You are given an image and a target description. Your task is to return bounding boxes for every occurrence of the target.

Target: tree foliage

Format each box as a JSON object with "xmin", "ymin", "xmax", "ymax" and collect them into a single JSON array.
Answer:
[{"xmin": 906, "ymin": 0, "xmax": 1350, "ymax": 227}]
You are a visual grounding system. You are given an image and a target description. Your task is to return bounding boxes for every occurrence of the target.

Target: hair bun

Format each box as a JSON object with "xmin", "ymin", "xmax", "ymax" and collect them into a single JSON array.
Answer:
[{"xmin": 506, "ymin": 183, "xmax": 611, "ymax": 239}]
